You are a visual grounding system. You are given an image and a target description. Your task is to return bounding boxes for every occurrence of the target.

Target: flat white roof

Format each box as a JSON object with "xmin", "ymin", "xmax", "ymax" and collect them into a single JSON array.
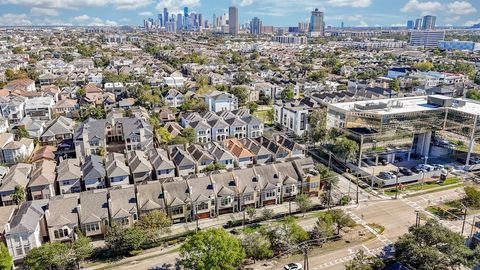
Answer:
[{"xmin": 329, "ymin": 95, "xmax": 480, "ymax": 116}]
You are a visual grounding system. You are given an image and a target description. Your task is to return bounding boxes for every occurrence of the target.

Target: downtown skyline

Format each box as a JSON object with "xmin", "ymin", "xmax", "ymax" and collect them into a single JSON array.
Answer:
[{"xmin": 0, "ymin": 0, "xmax": 479, "ymax": 27}]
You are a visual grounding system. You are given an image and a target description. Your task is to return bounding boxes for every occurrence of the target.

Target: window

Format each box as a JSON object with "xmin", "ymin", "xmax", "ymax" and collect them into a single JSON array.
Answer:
[
  {"xmin": 265, "ymin": 190, "xmax": 275, "ymax": 198},
  {"xmin": 84, "ymin": 223, "xmax": 100, "ymax": 232},
  {"xmin": 244, "ymin": 194, "xmax": 254, "ymax": 201},
  {"xmin": 133, "ymin": 213, "xmax": 138, "ymax": 220},
  {"xmin": 221, "ymin": 197, "xmax": 231, "ymax": 206},
  {"xmin": 54, "ymin": 228, "xmax": 69, "ymax": 239},
  {"xmin": 197, "ymin": 202, "xmax": 209, "ymax": 211},
  {"xmin": 171, "ymin": 206, "xmax": 183, "ymax": 216}
]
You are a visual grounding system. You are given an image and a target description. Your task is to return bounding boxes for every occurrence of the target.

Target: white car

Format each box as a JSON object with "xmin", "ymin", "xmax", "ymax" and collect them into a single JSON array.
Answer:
[{"xmin": 284, "ymin": 263, "xmax": 303, "ymax": 270}]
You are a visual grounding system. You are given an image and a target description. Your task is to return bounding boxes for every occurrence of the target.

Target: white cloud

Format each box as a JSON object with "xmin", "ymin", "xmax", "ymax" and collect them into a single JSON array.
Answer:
[
  {"xmin": 138, "ymin": 11, "xmax": 153, "ymax": 17},
  {"xmin": 155, "ymin": 0, "xmax": 201, "ymax": 14},
  {"xmin": 447, "ymin": 1, "xmax": 476, "ymax": 15},
  {"xmin": 73, "ymin": 14, "xmax": 90, "ymax": 22},
  {"xmin": 0, "ymin": 0, "xmax": 152, "ymax": 10},
  {"xmin": 0, "ymin": 13, "xmax": 32, "ymax": 26},
  {"xmin": 233, "ymin": 0, "xmax": 253, "ymax": 6},
  {"xmin": 401, "ymin": 0, "xmax": 443, "ymax": 14},
  {"xmin": 30, "ymin": 7, "xmax": 59, "ymax": 16},
  {"xmin": 464, "ymin": 19, "xmax": 480, "ymax": 26},
  {"xmin": 327, "ymin": 0, "xmax": 372, "ymax": 8}
]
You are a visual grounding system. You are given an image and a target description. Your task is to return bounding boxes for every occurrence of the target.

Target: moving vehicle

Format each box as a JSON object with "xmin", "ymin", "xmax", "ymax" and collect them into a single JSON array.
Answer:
[{"xmin": 284, "ymin": 263, "xmax": 303, "ymax": 270}]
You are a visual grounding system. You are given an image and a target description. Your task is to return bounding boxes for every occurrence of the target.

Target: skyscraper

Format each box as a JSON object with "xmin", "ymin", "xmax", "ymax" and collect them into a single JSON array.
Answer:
[
  {"xmin": 183, "ymin": 7, "xmax": 189, "ymax": 30},
  {"xmin": 250, "ymin": 17, "xmax": 262, "ymax": 35},
  {"xmin": 407, "ymin": 20, "xmax": 414, "ymax": 29},
  {"xmin": 212, "ymin": 14, "xmax": 216, "ymax": 28},
  {"xmin": 163, "ymin": 8, "xmax": 169, "ymax": 27},
  {"xmin": 414, "ymin": 18, "xmax": 422, "ymax": 30},
  {"xmin": 298, "ymin": 22, "xmax": 309, "ymax": 33},
  {"xmin": 229, "ymin": 6, "xmax": 239, "ymax": 35},
  {"xmin": 198, "ymin": 14, "xmax": 203, "ymax": 29},
  {"xmin": 422, "ymin": 15, "xmax": 436, "ymax": 30},
  {"xmin": 177, "ymin": 13, "xmax": 183, "ymax": 31},
  {"xmin": 158, "ymin": 14, "xmax": 163, "ymax": 27},
  {"xmin": 309, "ymin": 8, "xmax": 325, "ymax": 37}
]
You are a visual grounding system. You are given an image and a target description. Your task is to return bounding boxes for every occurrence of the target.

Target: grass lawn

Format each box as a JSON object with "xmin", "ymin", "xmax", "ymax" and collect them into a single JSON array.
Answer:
[
  {"xmin": 367, "ymin": 223, "xmax": 385, "ymax": 234},
  {"xmin": 253, "ymin": 109, "xmax": 273, "ymax": 125},
  {"xmin": 384, "ymin": 177, "xmax": 460, "ymax": 195},
  {"xmin": 243, "ymin": 224, "xmax": 264, "ymax": 234}
]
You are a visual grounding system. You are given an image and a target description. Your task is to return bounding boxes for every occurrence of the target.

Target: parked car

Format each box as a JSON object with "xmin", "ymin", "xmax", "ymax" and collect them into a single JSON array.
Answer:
[
  {"xmin": 399, "ymin": 167, "xmax": 413, "ymax": 176},
  {"xmin": 379, "ymin": 171, "xmax": 395, "ymax": 180},
  {"xmin": 432, "ymin": 164, "xmax": 444, "ymax": 170},
  {"xmin": 284, "ymin": 263, "xmax": 303, "ymax": 270},
  {"xmin": 379, "ymin": 158, "xmax": 389, "ymax": 166}
]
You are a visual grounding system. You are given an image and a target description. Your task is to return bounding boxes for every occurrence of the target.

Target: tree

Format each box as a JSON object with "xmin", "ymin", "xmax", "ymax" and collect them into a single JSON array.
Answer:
[
  {"xmin": 12, "ymin": 47, "xmax": 23, "ymax": 54},
  {"xmin": 247, "ymin": 102, "xmax": 258, "ymax": 113},
  {"xmin": 76, "ymin": 87, "xmax": 86, "ymax": 98},
  {"xmin": 181, "ymin": 128, "xmax": 196, "ymax": 144},
  {"xmin": 195, "ymin": 75, "xmax": 209, "ymax": 89},
  {"xmin": 0, "ymin": 243, "xmax": 12, "ymax": 270},
  {"xmin": 201, "ymin": 162, "xmax": 227, "ymax": 173},
  {"xmin": 12, "ymin": 185, "xmax": 26, "ymax": 205},
  {"xmin": 266, "ymin": 108, "xmax": 274, "ymax": 124},
  {"xmin": 155, "ymin": 127, "xmax": 174, "ymax": 145},
  {"xmin": 332, "ymin": 136, "xmax": 359, "ymax": 162},
  {"xmin": 233, "ymin": 72, "xmax": 251, "ymax": 85},
  {"xmin": 178, "ymin": 228, "xmax": 246, "ymax": 270},
  {"xmin": 228, "ymin": 86, "xmax": 249, "ymax": 106},
  {"xmin": 25, "ymin": 242, "xmax": 74, "ymax": 270},
  {"xmin": 72, "ymin": 233, "xmax": 93, "ymax": 266},
  {"xmin": 97, "ymin": 146, "xmax": 107, "ymax": 157},
  {"xmin": 389, "ymin": 78, "xmax": 400, "ymax": 92},
  {"xmin": 346, "ymin": 250, "xmax": 384, "ymax": 270},
  {"xmin": 241, "ymin": 233, "xmax": 273, "ymax": 261},
  {"xmin": 260, "ymin": 208, "xmax": 274, "ymax": 221},
  {"xmin": 295, "ymin": 194, "xmax": 312, "ymax": 217},
  {"xmin": 466, "ymin": 89, "xmax": 480, "ymax": 101},
  {"xmin": 245, "ymin": 207, "xmax": 256, "ymax": 221},
  {"xmin": 16, "ymin": 126, "xmax": 30, "ymax": 139},
  {"xmin": 105, "ymin": 222, "xmax": 148, "ymax": 255},
  {"xmin": 328, "ymin": 209, "xmax": 356, "ymax": 234},
  {"xmin": 311, "ymin": 212, "xmax": 335, "ymax": 244},
  {"xmin": 414, "ymin": 61, "xmax": 433, "ymax": 72},
  {"xmin": 281, "ymin": 85, "xmax": 295, "ymax": 100},
  {"xmin": 136, "ymin": 210, "xmax": 172, "ymax": 238},
  {"xmin": 464, "ymin": 186, "xmax": 480, "ymax": 208},
  {"xmin": 309, "ymin": 110, "xmax": 328, "ymax": 143},
  {"xmin": 394, "ymin": 220, "xmax": 480, "ymax": 270},
  {"xmin": 308, "ymin": 69, "xmax": 327, "ymax": 82}
]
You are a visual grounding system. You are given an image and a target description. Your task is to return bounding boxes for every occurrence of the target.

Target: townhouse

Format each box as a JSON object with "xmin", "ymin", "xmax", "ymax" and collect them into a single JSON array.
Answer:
[
  {"xmin": 127, "ymin": 150, "xmax": 153, "ymax": 183},
  {"xmin": 78, "ymin": 190, "xmax": 109, "ymax": 238},
  {"xmin": 24, "ymin": 97, "xmax": 55, "ymax": 121},
  {"xmin": 105, "ymin": 153, "xmax": 130, "ymax": 187},
  {"xmin": 162, "ymin": 180, "xmax": 191, "ymax": 222},
  {"xmin": 0, "ymin": 163, "xmax": 32, "ymax": 206},
  {"xmin": 5, "ymin": 200, "xmax": 48, "ymax": 262},
  {"xmin": 187, "ymin": 144, "xmax": 215, "ymax": 173},
  {"xmin": 170, "ymin": 146, "xmax": 196, "ymax": 176},
  {"xmin": 28, "ymin": 160, "xmax": 56, "ymax": 200},
  {"xmin": 274, "ymin": 100, "xmax": 311, "ymax": 137},
  {"xmin": 46, "ymin": 194, "xmax": 79, "ymax": 242},
  {"xmin": 205, "ymin": 91, "xmax": 238, "ymax": 112},
  {"xmin": 40, "ymin": 116, "xmax": 75, "ymax": 146},
  {"xmin": 74, "ymin": 116, "xmax": 154, "ymax": 159},
  {"xmin": 148, "ymin": 148, "xmax": 176, "ymax": 180},
  {"xmin": 223, "ymin": 138, "xmax": 254, "ymax": 168},
  {"xmin": 207, "ymin": 142, "xmax": 235, "ymax": 170},
  {"xmin": 0, "ymin": 96, "xmax": 27, "ymax": 124},
  {"xmin": 2, "ymin": 137, "xmax": 34, "ymax": 164},
  {"xmin": 56, "ymin": 158, "xmax": 82, "ymax": 195},
  {"xmin": 108, "ymin": 186, "xmax": 138, "ymax": 226},
  {"xmin": 163, "ymin": 89, "xmax": 184, "ymax": 108},
  {"xmin": 83, "ymin": 155, "xmax": 107, "ymax": 190}
]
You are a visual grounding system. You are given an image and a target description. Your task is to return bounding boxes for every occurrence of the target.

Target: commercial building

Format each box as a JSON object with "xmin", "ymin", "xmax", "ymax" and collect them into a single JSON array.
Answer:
[
  {"xmin": 250, "ymin": 17, "xmax": 262, "ymax": 35},
  {"xmin": 228, "ymin": 6, "xmax": 239, "ymax": 35},
  {"xmin": 438, "ymin": 40, "xmax": 480, "ymax": 51},
  {"xmin": 271, "ymin": 35, "xmax": 308, "ymax": 44},
  {"xmin": 409, "ymin": 30, "xmax": 445, "ymax": 48},
  {"xmin": 407, "ymin": 20, "xmax": 414, "ymax": 29},
  {"xmin": 422, "ymin": 15, "xmax": 436, "ymax": 30},
  {"xmin": 327, "ymin": 95, "xmax": 480, "ymax": 167},
  {"xmin": 309, "ymin": 8, "xmax": 324, "ymax": 37}
]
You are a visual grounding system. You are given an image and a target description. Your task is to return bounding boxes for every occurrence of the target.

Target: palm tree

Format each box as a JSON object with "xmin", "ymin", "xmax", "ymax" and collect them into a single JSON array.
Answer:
[{"xmin": 12, "ymin": 185, "xmax": 25, "ymax": 205}]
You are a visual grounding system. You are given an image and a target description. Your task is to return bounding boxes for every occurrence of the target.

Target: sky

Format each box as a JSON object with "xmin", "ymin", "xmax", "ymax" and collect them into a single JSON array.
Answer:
[{"xmin": 0, "ymin": 0, "xmax": 479, "ymax": 27}]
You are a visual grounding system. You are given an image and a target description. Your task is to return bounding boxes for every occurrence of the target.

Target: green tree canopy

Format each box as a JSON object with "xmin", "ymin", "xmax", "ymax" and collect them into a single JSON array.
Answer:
[
  {"xmin": 345, "ymin": 250, "xmax": 385, "ymax": 270},
  {"xmin": 136, "ymin": 210, "xmax": 172, "ymax": 238},
  {"xmin": 241, "ymin": 232, "xmax": 273, "ymax": 261},
  {"xmin": 179, "ymin": 228, "xmax": 246, "ymax": 270},
  {"xmin": 0, "ymin": 243, "xmax": 12, "ymax": 270},
  {"xmin": 295, "ymin": 194, "xmax": 313, "ymax": 217},
  {"xmin": 394, "ymin": 220, "xmax": 480, "ymax": 270},
  {"xmin": 332, "ymin": 136, "xmax": 359, "ymax": 162},
  {"xmin": 414, "ymin": 61, "xmax": 434, "ymax": 72}
]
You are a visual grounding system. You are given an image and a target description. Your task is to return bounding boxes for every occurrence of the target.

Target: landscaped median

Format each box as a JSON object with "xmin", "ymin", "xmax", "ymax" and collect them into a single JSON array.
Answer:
[
  {"xmin": 383, "ymin": 177, "xmax": 462, "ymax": 197},
  {"xmin": 426, "ymin": 185, "xmax": 480, "ymax": 220}
]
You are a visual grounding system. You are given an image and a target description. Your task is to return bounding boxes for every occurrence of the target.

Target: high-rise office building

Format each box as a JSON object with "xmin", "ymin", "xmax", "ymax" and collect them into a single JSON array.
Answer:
[
  {"xmin": 250, "ymin": 17, "xmax": 262, "ymax": 35},
  {"xmin": 212, "ymin": 14, "xmax": 216, "ymax": 28},
  {"xmin": 163, "ymin": 8, "xmax": 169, "ymax": 27},
  {"xmin": 184, "ymin": 7, "xmax": 189, "ymax": 30},
  {"xmin": 158, "ymin": 14, "xmax": 163, "ymax": 27},
  {"xmin": 309, "ymin": 8, "xmax": 325, "ymax": 37},
  {"xmin": 422, "ymin": 15, "xmax": 436, "ymax": 30},
  {"xmin": 229, "ymin": 6, "xmax": 239, "ymax": 35},
  {"xmin": 198, "ymin": 14, "xmax": 203, "ymax": 29},
  {"xmin": 407, "ymin": 20, "xmax": 414, "ymax": 29},
  {"xmin": 414, "ymin": 18, "xmax": 422, "ymax": 30},
  {"xmin": 177, "ymin": 13, "xmax": 183, "ymax": 31},
  {"xmin": 298, "ymin": 22, "xmax": 309, "ymax": 33}
]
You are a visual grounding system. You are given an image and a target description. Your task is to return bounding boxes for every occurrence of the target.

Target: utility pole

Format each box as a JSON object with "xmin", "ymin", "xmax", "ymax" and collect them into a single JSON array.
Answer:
[
  {"xmin": 461, "ymin": 207, "xmax": 467, "ymax": 235},
  {"xmin": 356, "ymin": 172, "xmax": 359, "ymax": 205},
  {"xmin": 415, "ymin": 210, "xmax": 420, "ymax": 227},
  {"xmin": 469, "ymin": 215, "xmax": 476, "ymax": 239},
  {"xmin": 302, "ymin": 244, "xmax": 310, "ymax": 270},
  {"xmin": 395, "ymin": 169, "xmax": 400, "ymax": 200},
  {"xmin": 242, "ymin": 207, "xmax": 246, "ymax": 230}
]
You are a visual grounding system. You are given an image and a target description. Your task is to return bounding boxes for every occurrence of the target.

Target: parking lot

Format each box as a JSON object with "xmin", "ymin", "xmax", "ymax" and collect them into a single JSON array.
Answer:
[{"xmin": 359, "ymin": 156, "xmax": 459, "ymax": 186}]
